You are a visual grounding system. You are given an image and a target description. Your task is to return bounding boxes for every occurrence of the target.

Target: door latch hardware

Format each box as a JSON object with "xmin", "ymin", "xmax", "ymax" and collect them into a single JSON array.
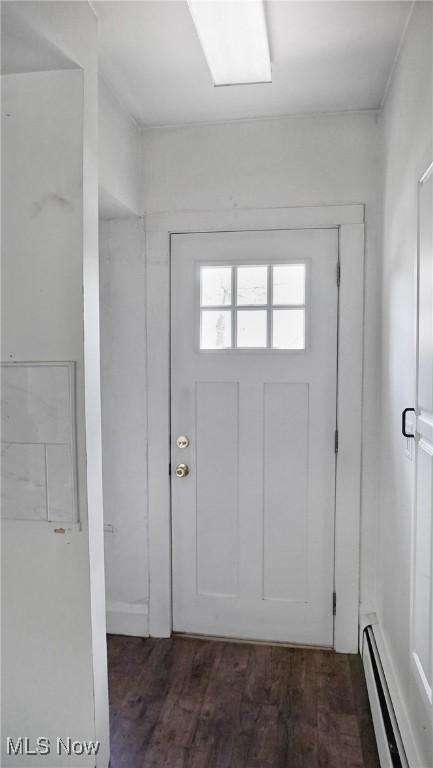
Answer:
[{"xmin": 402, "ymin": 408, "xmax": 416, "ymax": 439}]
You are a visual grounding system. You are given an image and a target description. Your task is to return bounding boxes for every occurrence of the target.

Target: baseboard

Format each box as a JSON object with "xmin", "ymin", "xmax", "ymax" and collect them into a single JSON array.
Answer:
[
  {"xmin": 362, "ymin": 624, "xmax": 422, "ymax": 767},
  {"xmin": 106, "ymin": 600, "xmax": 149, "ymax": 637},
  {"xmin": 372, "ymin": 625, "xmax": 424, "ymax": 767}
]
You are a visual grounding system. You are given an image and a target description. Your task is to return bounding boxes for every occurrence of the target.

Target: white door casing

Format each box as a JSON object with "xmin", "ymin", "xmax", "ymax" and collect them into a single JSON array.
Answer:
[
  {"xmin": 171, "ymin": 229, "xmax": 338, "ymax": 646},
  {"xmin": 145, "ymin": 204, "xmax": 364, "ymax": 652},
  {"xmin": 410, "ymin": 160, "xmax": 433, "ymax": 765}
]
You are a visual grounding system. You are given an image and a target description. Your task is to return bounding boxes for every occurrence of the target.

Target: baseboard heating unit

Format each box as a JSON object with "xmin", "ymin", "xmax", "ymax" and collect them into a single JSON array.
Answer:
[{"xmin": 362, "ymin": 626, "xmax": 409, "ymax": 768}]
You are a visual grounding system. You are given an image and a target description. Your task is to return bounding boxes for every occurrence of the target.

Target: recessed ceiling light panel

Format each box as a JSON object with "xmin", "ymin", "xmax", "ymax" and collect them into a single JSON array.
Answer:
[{"xmin": 187, "ymin": 0, "xmax": 271, "ymax": 86}]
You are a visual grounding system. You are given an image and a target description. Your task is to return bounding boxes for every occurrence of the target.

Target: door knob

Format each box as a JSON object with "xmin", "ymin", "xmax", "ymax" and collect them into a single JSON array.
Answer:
[{"xmin": 175, "ymin": 463, "xmax": 189, "ymax": 478}]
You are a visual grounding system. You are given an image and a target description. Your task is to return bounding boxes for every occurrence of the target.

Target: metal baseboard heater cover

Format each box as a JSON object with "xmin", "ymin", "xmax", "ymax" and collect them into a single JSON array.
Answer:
[{"xmin": 362, "ymin": 626, "xmax": 408, "ymax": 768}]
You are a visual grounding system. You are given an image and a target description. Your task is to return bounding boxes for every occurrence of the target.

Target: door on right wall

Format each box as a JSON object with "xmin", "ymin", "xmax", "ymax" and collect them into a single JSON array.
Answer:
[{"xmin": 412, "ymin": 160, "xmax": 433, "ymax": 766}]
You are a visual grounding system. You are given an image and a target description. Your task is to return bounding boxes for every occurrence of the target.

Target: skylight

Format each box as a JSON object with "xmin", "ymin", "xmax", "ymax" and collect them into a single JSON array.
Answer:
[{"xmin": 187, "ymin": 0, "xmax": 272, "ymax": 86}]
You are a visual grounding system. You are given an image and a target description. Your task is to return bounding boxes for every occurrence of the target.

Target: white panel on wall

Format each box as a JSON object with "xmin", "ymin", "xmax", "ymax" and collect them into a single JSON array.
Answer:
[
  {"xmin": 46, "ymin": 443, "xmax": 75, "ymax": 522},
  {"xmin": 2, "ymin": 362, "xmax": 73, "ymax": 443},
  {"xmin": 413, "ymin": 444, "xmax": 432, "ymax": 695},
  {"xmin": 1, "ymin": 443, "xmax": 47, "ymax": 520},
  {"xmin": 1, "ymin": 362, "xmax": 77, "ymax": 522},
  {"xmin": 263, "ymin": 382, "xmax": 309, "ymax": 602},
  {"xmin": 418, "ymin": 165, "xmax": 433, "ymax": 413},
  {"xmin": 196, "ymin": 381, "xmax": 239, "ymax": 598}
]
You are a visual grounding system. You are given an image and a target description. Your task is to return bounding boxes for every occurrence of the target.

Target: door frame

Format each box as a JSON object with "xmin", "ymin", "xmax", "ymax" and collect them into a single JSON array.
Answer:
[{"xmin": 145, "ymin": 204, "xmax": 365, "ymax": 653}]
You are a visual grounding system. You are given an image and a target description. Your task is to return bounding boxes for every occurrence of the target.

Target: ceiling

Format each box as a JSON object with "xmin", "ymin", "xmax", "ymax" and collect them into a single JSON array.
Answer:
[
  {"xmin": 1, "ymin": 3, "xmax": 75, "ymax": 74},
  {"xmin": 95, "ymin": 0, "xmax": 412, "ymax": 127}
]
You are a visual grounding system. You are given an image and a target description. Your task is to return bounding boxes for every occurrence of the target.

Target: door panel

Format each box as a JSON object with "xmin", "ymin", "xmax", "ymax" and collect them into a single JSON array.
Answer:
[
  {"xmin": 196, "ymin": 381, "xmax": 239, "ymax": 598},
  {"xmin": 263, "ymin": 382, "xmax": 309, "ymax": 602},
  {"xmin": 171, "ymin": 228, "xmax": 338, "ymax": 646}
]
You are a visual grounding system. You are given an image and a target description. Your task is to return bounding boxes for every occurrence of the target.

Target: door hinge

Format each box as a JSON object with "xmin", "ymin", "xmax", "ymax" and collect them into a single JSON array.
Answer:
[
  {"xmin": 334, "ymin": 429, "xmax": 339, "ymax": 454},
  {"xmin": 333, "ymin": 591, "xmax": 337, "ymax": 616},
  {"xmin": 336, "ymin": 261, "xmax": 341, "ymax": 287},
  {"xmin": 169, "ymin": 463, "xmax": 171, "ymax": 476}
]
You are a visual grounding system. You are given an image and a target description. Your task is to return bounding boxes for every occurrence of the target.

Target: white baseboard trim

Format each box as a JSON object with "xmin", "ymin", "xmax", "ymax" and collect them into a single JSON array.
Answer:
[
  {"xmin": 362, "ymin": 630, "xmax": 395, "ymax": 767},
  {"xmin": 369, "ymin": 623, "xmax": 423, "ymax": 768},
  {"xmin": 106, "ymin": 600, "xmax": 149, "ymax": 637}
]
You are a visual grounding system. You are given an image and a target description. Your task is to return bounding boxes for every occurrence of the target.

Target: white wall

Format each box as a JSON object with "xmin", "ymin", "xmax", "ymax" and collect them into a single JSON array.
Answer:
[
  {"xmin": 1, "ymin": 69, "xmax": 95, "ymax": 767},
  {"xmin": 141, "ymin": 110, "xmax": 381, "ymax": 618},
  {"xmin": 99, "ymin": 218, "xmax": 148, "ymax": 636},
  {"xmin": 98, "ymin": 72, "xmax": 147, "ymax": 637},
  {"xmin": 1, "ymin": 3, "xmax": 109, "ymax": 765},
  {"xmin": 100, "ymin": 112, "xmax": 380, "ymax": 639},
  {"xmin": 99, "ymin": 80, "xmax": 142, "ymax": 217},
  {"xmin": 377, "ymin": 2, "xmax": 433, "ymax": 763}
]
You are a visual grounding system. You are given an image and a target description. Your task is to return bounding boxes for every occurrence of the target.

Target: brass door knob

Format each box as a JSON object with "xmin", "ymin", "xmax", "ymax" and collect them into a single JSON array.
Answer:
[{"xmin": 175, "ymin": 463, "xmax": 189, "ymax": 478}]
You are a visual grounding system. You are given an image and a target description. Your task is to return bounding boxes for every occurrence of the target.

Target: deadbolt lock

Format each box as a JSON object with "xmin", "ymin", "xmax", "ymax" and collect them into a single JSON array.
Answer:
[
  {"xmin": 176, "ymin": 435, "xmax": 190, "ymax": 449},
  {"xmin": 175, "ymin": 463, "xmax": 189, "ymax": 478}
]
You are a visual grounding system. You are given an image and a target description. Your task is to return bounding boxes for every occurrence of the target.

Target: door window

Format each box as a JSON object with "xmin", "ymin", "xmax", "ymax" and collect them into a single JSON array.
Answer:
[{"xmin": 199, "ymin": 263, "xmax": 307, "ymax": 350}]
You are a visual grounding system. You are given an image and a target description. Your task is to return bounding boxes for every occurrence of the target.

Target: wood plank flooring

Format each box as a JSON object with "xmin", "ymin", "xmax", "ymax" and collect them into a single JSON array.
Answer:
[{"xmin": 107, "ymin": 635, "xmax": 379, "ymax": 768}]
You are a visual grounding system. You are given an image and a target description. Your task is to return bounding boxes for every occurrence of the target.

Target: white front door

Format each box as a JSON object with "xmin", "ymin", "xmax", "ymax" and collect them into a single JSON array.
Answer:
[
  {"xmin": 171, "ymin": 228, "xmax": 338, "ymax": 646},
  {"xmin": 410, "ymin": 162, "xmax": 433, "ymax": 765}
]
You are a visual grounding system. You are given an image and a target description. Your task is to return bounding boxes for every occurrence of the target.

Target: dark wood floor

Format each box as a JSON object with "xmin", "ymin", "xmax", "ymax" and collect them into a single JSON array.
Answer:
[{"xmin": 108, "ymin": 634, "xmax": 379, "ymax": 768}]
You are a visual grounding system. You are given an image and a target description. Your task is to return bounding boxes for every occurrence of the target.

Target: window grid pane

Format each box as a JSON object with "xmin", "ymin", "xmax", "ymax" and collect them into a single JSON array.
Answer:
[
  {"xmin": 201, "ymin": 310, "xmax": 232, "ymax": 349},
  {"xmin": 236, "ymin": 266, "xmax": 268, "ymax": 306},
  {"xmin": 200, "ymin": 266, "xmax": 232, "ymax": 307},
  {"xmin": 237, "ymin": 310, "xmax": 267, "ymax": 348},
  {"xmin": 272, "ymin": 264, "xmax": 306, "ymax": 306},
  {"xmin": 272, "ymin": 309, "xmax": 305, "ymax": 350}
]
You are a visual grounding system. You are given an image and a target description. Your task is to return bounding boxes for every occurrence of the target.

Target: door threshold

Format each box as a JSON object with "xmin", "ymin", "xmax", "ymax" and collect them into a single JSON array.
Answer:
[{"xmin": 172, "ymin": 631, "xmax": 333, "ymax": 652}]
